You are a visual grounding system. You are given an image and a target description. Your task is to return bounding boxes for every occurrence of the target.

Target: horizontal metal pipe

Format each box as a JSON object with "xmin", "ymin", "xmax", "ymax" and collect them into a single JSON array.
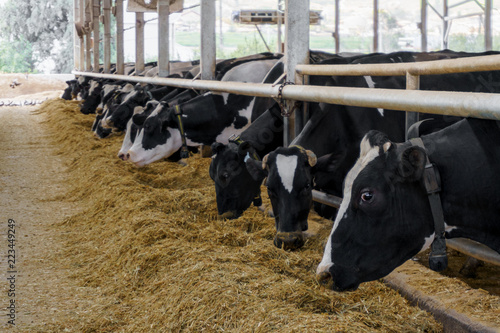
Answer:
[
  {"xmin": 73, "ymin": 71, "xmax": 500, "ymax": 121},
  {"xmin": 447, "ymin": 238, "xmax": 500, "ymax": 266},
  {"xmin": 312, "ymin": 190, "xmax": 342, "ymax": 208},
  {"xmin": 295, "ymin": 54, "xmax": 500, "ymax": 76}
]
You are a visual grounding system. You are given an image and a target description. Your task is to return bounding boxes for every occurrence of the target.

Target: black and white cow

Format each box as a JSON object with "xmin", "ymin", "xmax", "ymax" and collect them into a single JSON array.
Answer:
[
  {"xmin": 118, "ymin": 100, "xmax": 159, "ymax": 160},
  {"xmin": 246, "ymin": 50, "xmax": 500, "ymax": 250},
  {"xmin": 101, "ymin": 83, "xmax": 177, "ymax": 133},
  {"xmin": 316, "ymin": 118, "xmax": 500, "ymax": 291},
  {"xmin": 126, "ymin": 58, "xmax": 281, "ymax": 167},
  {"xmin": 209, "ymin": 104, "xmax": 284, "ymax": 218}
]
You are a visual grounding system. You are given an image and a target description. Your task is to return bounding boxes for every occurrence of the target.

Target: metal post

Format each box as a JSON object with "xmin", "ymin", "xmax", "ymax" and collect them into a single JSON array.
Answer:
[
  {"xmin": 158, "ymin": 0, "xmax": 170, "ymax": 77},
  {"xmin": 115, "ymin": 0, "xmax": 124, "ymax": 74},
  {"xmin": 277, "ymin": 0, "xmax": 283, "ymax": 52},
  {"xmin": 421, "ymin": 0, "xmax": 427, "ymax": 52},
  {"xmin": 74, "ymin": 0, "xmax": 80, "ymax": 71},
  {"xmin": 103, "ymin": 0, "xmax": 111, "ymax": 73},
  {"xmin": 219, "ymin": 0, "xmax": 223, "ymax": 47},
  {"xmin": 93, "ymin": 0, "xmax": 100, "ymax": 73},
  {"xmin": 334, "ymin": 0, "xmax": 340, "ymax": 53},
  {"xmin": 442, "ymin": 0, "xmax": 449, "ymax": 49},
  {"xmin": 284, "ymin": 0, "xmax": 310, "ymax": 144},
  {"xmin": 485, "ymin": 0, "xmax": 492, "ymax": 50},
  {"xmin": 405, "ymin": 73, "xmax": 420, "ymax": 141},
  {"xmin": 85, "ymin": 0, "xmax": 92, "ymax": 71},
  {"xmin": 201, "ymin": 0, "xmax": 216, "ymax": 80},
  {"xmin": 136, "ymin": 12, "xmax": 145, "ymax": 75},
  {"xmin": 79, "ymin": 0, "xmax": 85, "ymax": 70},
  {"xmin": 373, "ymin": 0, "xmax": 379, "ymax": 52}
]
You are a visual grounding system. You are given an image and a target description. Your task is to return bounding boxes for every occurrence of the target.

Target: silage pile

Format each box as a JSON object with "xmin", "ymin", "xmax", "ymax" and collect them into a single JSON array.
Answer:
[{"xmin": 35, "ymin": 98, "xmax": 442, "ymax": 332}]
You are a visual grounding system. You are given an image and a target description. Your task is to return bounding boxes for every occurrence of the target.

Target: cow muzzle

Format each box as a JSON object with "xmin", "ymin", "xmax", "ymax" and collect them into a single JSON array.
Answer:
[{"xmin": 274, "ymin": 231, "xmax": 305, "ymax": 250}]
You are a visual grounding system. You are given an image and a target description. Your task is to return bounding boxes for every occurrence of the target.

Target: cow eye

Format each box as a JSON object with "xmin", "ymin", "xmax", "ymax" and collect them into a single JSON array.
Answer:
[{"xmin": 360, "ymin": 191, "xmax": 374, "ymax": 203}]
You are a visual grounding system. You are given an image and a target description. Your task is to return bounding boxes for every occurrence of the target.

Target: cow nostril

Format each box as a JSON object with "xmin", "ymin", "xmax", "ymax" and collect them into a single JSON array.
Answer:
[
  {"xmin": 126, "ymin": 153, "xmax": 130, "ymax": 160},
  {"xmin": 317, "ymin": 271, "xmax": 333, "ymax": 287}
]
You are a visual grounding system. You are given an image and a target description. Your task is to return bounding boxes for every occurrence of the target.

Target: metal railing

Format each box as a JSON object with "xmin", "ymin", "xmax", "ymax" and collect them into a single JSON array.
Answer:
[{"xmin": 73, "ymin": 53, "xmax": 500, "ymax": 266}]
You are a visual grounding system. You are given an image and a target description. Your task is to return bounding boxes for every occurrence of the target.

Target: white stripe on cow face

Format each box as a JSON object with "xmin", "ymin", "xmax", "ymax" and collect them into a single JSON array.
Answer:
[
  {"xmin": 363, "ymin": 76, "xmax": 384, "ymax": 116},
  {"xmin": 276, "ymin": 154, "xmax": 298, "ymax": 194},
  {"xmin": 316, "ymin": 136, "xmax": 381, "ymax": 275},
  {"xmin": 88, "ymin": 80, "xmax": 100, "ymax": 95}
]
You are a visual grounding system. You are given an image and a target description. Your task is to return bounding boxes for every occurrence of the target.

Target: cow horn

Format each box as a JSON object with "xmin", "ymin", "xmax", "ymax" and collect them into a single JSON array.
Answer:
[
  {"xmin": 306, "ymin": 150, "xmax": 317, "ymax": 167},
  {"xmin": 262, "ymin": 154, "xmax": 269, "ymax": 170}
]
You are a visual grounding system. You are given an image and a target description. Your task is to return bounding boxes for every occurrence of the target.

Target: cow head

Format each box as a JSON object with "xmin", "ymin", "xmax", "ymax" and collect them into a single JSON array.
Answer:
[
  {"xmin": 246, "ymin": 146, "xmax": 317, "ymax": 250},
  {"xmin": 126, "ymin": 102, "xmax": 183, "ymax": 167},
  {"xmin": 209, "ymin": 141, "xmax": 262, "ymax": 219},
  {"xmin": 104, "ymin": 84, "xmax": 144, "ymax": 132},
  {"xmin": 316, "ymin": 130, "xmax": 434, "ymax": 291},
  {"xmin": 81, "ymin": 80, "xmax": 102, "ymax": 114},
  {"xmin": 118, "ymin": 100, "xmax": 159, "ymax": 161}
]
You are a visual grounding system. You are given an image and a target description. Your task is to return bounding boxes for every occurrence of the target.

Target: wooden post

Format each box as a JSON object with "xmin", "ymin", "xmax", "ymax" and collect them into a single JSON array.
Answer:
[
  {"xmin": 103, "ymin": 0, "xmax": 111, "ymax": 73},
  {"xmin": 201, "ymin": 0, "xmax": 216, "ymax": 80},
  {"xmin": 158, "ymin": 0, "xmax": 170, "ymax": 77},
  {"xmin": 421, "ymin": 0, "xmax": 427, "ymax": 52},
  {"xmin": 284, "ymin": 0, "xmax": 310, "ymax": 144},
  {"xmin": 115, "ymin": 0, "xmax": 124, "ymax": 74},
  {"xmin": 136, "ymin": 12, "xmax": 145, "ymax": 74},
  {"xmin": 93, "ymin": 0, "xmax": 100, "ymax": 73}
]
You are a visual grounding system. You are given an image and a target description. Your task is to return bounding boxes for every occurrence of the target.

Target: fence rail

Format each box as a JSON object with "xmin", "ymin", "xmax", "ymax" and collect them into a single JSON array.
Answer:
[{"xmin": 73, "ymin": 53, "xmax": 500, "ymax": 266}]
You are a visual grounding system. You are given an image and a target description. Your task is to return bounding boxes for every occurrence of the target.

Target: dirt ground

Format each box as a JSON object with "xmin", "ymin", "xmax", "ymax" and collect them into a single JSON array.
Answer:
[
  {"xmin": 0, "ymin": 74, "xmax": 498, "ymax": 332},
  {"xmin": 0, "ymin": 75, "xmax": 95, "ymax": 331}
]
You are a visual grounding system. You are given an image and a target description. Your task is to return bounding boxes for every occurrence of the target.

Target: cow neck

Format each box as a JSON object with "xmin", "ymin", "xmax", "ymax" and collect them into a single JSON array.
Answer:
[
  {"xmin": 173, "ymin": 105, "xmax": 189, "ymax": 159},
  {"xmin": 228, "ymin": 134, "xmax": 262, "ymax": 207},
  {"xmin": 409, "ymin": 137, "xmax": 448, "ymax": 272}
]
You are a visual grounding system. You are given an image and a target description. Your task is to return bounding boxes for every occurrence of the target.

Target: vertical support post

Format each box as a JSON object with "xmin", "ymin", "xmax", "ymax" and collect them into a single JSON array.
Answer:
[
  {"xmin": 442, "ymin": 0, "xmax": 448, "ymax": 49},
  {"xmin": 103, "ymin": 0, "xmax": 111, "ymax": 73},
  {"xmin": 485, "ymin": 0, "xmax": 492, "ymax": 51},
  {"xmin": 334, "ymin": 0, "xmax": 340, "ymax": 53},
  {"xmin": 79, "ymin": 0, "xmax": 85, "ymax": 70},
  {"xmin": 405, "ymin": 73, "xmax": 420, "ymax": 141},
  {"xmin": 219, "ymin": 0, "xmax": 224, "ymax": 47},
  {"xmin": 93, "ymin": 0, "xmax": 100, "ymax": 73},
  {"xmin": 201, "ymin": 0, "xmax": 216, "ymax": 80},
  {"xmin": 115, "ymin": 0, "xmax": 124, "ymax": 74},
  {"xmin": 158, "ymin": 0, "xmax": 170, "ymax": 77},
  {"xmin": 284, "ymin": 0, "xmax": 310, "ymax": 145},
  {"xmin": 421, "ymin": 0, "xmax": 427, "ymax": 52},
  {"xmin": 277, "ymin": 0, "xmax": 283, "ymax": 52},
  {"xmin": 74, "ymin": 0, "xmax": 80, "ymax": 71},
  {"xmin": 373, "ymin": 0, "xmax": 378, "ymax": 52},
  {"xmin": 136, "ymin": 12, "xmax": 145, "ymax": 75},
  {"xmin": 85, "ymin": 0, "xmax": 92, "ymax": 71}
]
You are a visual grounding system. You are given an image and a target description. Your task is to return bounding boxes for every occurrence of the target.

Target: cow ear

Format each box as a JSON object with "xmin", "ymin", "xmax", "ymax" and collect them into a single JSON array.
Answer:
[
  {"xmin": 238, "ymin": 141, "xmax": 256, "ymax": 159},
  {"xmin": 132, "ymin": 112, "xmax": 148, "ymax": 126},
  {"xmin": 246, "ymin": 158, "xmax": 268, "ymax": 183},
  {"xmin": 398, "ymin": 146, "xmax": 426, "ymax": 181},
  {"xmin": 211, "ymin": 142, "xmax": 225, "ymax": 156}
]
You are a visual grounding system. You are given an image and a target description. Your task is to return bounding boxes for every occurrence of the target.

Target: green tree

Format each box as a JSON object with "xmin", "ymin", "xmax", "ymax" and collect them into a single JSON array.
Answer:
[{"xmin": 0, "ymin": 0, "xmax": 73, "ymax": 73}]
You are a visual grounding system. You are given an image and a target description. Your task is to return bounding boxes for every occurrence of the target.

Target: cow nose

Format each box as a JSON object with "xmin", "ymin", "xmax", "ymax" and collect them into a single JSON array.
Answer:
[
  {"xmin": 274, "ymin": 232, "xmax": 305, "ymax": 250},
  {"xmin": 316, "ymin": 271, "xmax": 334, "ymax": 289},
  {"xmin": 218, "ymin": 211, "xmax": 237, "ymax": 220}
]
